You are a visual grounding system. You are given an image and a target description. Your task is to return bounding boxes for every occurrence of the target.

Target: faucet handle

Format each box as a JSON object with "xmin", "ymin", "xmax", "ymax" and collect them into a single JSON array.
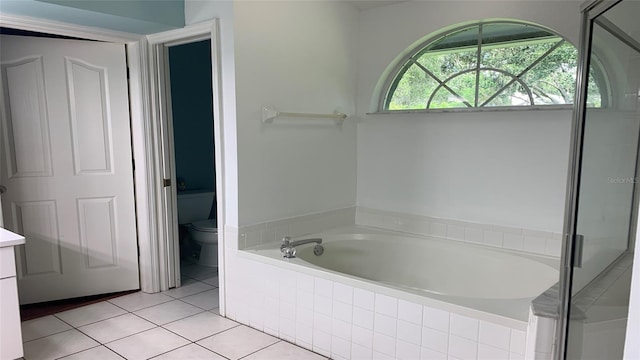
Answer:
[
  {"xmin": 281, "ymin": 246, "xmax": 296, "ymax": 258},
  {"xmin": 280, "ymin": 237, "xmax": 296, "ymax": 258}
]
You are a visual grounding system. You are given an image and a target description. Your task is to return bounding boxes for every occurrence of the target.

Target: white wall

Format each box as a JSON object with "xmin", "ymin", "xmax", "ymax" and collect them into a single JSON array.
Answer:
[
  {"xmin": 357, "ymin": 111, "xmax": 572, "ymax": 231},
  {"xmin": 356, "ymin": 1, "xmax": 582, "ymax": 232},
  {"xmin": 233, "ymin": 1, "xmax": 359, "ymax": 226},
  {"xmin": 185, "ymin": 0, "xmax": 359, "ymax": 227},
  {"xmin": 183, "ymin": 1, "xmax": 640, "ymax": 358}
]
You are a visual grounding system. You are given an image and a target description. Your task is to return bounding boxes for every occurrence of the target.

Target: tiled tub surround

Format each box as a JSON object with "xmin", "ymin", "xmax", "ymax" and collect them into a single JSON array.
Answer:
[
  {"xmin": 228, "ymin": 231, "xmax": 560, "ymax": 359},
  {"xmin": 238, "ymin": 207, "xmax": 356, "ymax": 249},
  {"xmin": 229, "ymin": 207, "xmax": 563, "ymax": 359},
  {"xmin": 226, "ymin": 245, "xmax": 532, "ymax": 360},
  {"xmin": 355, "ymin": 207, "xmax": 564, "ymax": 258},
  {"xmin": 237, "ymin": 207, "xmax": 563, "ymax": 258}
]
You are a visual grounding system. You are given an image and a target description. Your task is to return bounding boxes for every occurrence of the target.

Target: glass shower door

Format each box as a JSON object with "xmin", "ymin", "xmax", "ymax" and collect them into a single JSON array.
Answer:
[{"xmin": 562, "ymin": 0, "xmax": 640, "ymax": 359}]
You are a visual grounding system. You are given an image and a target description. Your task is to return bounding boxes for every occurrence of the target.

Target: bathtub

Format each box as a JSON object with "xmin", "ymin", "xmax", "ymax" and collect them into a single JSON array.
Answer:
[
  {"xmin": 246, "ymin": 226, "xmax": 559, "ymax": 323},
  {"xmin": 296, "ymin": 232, "xmax": 557, "ymax": 300},
  {"xmin": 235, "ymin": 225, "xmax": 561, "ymax": 359}
]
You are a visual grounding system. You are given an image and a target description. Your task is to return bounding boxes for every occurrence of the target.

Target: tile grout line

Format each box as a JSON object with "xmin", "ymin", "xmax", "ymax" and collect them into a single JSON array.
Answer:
[
  {"xmin": 23, "ymin": 267, "xmax": 220, "ymax": 359},
  {"xmin": 26, "ymin": 300, "xmax": 326, "ymax": 360},
  {"xmin": 103, "ymin": 345, "xmax": 126, "ymax": 360},
  {"xmin": 160, "ymin": 316, "xmax": 241, "ymax": 343},
  {"xmin": 84, "ymin": 319, "xmax": 186, "ymax": 359},
  {"xmin": 52, "ymin": 313, "xmax": 82, "ymax": 330},
  {"xmin": 279, "ymin": 338, "xmax": 331, "ymax": 360},
  {"xmin": 52, "ymin": 344, "xmax": 104, "ymax": 360},
  {"xmin": 191, "ymin": 342, "xmax": 232, "ymax": 360},
  {"xmin": 134, "ymin": 328, "xmax": 193, "ymax": 357},
  {"xmin": 52, "ymin": 304, "xmax": 148, "ymax": 359},
  {"xmin": 163, "ymin": 285, "xmax": 217, "ymax": 300},
  {"xmin": 21, "ymin": 326, "xmax": 74, "ymax": 344},
  {"xmin": 145, "ymin": 343, "xmax": 194, "ymax": 360},
  {"xmin": 102, "ymin": 341, "xmax": 129, "ymax": 360},
  {"xmin": 176, "ymin": 294, "xmax": 219, "ymax": 311},
  {"xmin": 56, "ymin": 301, "xmax": 164, "ymax": 358},
  {"xmin": 135, "ymin": 308, "xmax": 208, "ymax": 327},
  {"xmin": 107, "ymin": 294, "xmax": 174, "ymax": 313},
  {"xmin": 22, "ymin": 312, "xmax": 121, "ymax": 345},
  {"xmin": 27, "ymin": 267, "xmax": 250, "ymax": 359},
  {"xmin": 89, "ymin": 321, "xmax": 161, "ymax": 347},
  {"xmin": 53, "ymin": 305, "xmax": 129, "ymax": 329},
  {"xmin": 236, "ymin": 340, "xmax": 282, "ymax": 360}
]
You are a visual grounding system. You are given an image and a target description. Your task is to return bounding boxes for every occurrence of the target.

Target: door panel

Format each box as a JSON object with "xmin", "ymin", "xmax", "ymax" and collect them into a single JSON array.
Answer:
[
  {"xmin": 77, "ymin": 197, "xmax": 118, "ymax": 269},
  {"xmin": 2, "ymin": 56, "xmax": 53, "ymax": 178},
  {"xmin": 0, "ymin": 35, "xmax": 139, "ymax": 304},
  {"xmin": 67, "ymin": 57, "xmax": 114, "ymax": 174},
  {"xmin": 12, "ymin": 200, "xmax": 61, "ymax": 276}
]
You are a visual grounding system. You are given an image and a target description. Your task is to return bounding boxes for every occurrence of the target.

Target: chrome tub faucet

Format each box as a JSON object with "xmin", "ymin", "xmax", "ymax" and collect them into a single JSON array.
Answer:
[{"xmin": 280, "ymin": 236, "xmax": 324, "ymax": 258}]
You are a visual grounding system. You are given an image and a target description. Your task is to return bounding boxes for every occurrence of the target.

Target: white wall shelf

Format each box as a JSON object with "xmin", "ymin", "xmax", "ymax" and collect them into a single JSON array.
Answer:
[{"xmin": 261, "ymin": 105, "xmax": 347, "ymax": 125}]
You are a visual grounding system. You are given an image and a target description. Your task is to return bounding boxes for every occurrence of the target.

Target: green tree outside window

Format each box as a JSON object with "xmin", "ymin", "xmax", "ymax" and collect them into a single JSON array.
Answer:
[{"xmin": 383, "ymin": 22, "xmax": 604, "ymax": 110}]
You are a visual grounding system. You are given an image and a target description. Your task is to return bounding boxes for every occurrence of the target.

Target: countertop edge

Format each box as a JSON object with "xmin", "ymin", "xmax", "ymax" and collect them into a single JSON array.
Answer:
[{"xmin": 0, "ymin": 228, "xmax": 26, "ymax": 247}]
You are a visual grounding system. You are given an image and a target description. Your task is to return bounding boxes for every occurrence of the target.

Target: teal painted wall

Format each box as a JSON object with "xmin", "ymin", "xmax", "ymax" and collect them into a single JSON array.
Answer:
[
  {"xmin": 169, "ymin": 40, "xmax": 215, "ymax": 192},
  {"xmin": 1, "ymin": 0, "xmax": 183, "ymax": 34},
  {"xmin": 35, "ymin": 0, "xmax": 184, "ymax": 28}
]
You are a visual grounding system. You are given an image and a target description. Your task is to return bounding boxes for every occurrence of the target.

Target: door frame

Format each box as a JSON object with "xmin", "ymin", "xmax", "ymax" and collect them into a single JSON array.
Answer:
[
  {"xmin": 0, "ymin": 13, "xmax": 163, "ymax": 294},
  {"xmin": 146, "ymin": 22, "xmax": 226, "ymax": 298},
  {"xmin": 557, "ymin": 0, "xmax": 637, "ymax": 358}
]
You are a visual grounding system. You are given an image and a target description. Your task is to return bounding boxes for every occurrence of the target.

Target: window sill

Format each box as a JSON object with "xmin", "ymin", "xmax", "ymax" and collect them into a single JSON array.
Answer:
[{"xmin": 368, "ymin": 104, "xmax": 574, "ymax": 115}]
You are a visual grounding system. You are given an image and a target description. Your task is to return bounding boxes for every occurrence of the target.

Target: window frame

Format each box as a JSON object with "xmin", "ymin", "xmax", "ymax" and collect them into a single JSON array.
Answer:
[{"xmin": 377, "ymin": 20, "xmax": 588, "ymax": 113}]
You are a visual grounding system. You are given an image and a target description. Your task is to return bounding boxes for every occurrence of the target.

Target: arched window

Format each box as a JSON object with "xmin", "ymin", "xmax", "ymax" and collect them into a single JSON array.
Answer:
[{"xmin": 381, "ymin": 21, "xmax": 604, "ymax": 111}]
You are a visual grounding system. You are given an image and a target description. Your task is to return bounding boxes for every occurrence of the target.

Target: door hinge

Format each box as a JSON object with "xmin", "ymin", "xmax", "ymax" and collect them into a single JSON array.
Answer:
[{"xmin": 163, "ymin": 178, "xmax": 171, "ymax": 187}]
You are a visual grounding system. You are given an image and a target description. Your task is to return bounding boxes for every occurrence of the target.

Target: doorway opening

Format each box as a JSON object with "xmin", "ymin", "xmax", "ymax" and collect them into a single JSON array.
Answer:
[
  {"xmin": 167, "ymin": 40, "xmax": 220, "ymax": 289},
  {"xmin": 147, "ymin": 22, "xmax": 226, "ymax": 315}
]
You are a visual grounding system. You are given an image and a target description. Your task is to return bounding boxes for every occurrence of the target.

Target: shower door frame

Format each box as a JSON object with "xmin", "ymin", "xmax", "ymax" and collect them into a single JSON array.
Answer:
[{"xmin": 557, "ymin": 0, "xmax": 640, "ymax": 358}]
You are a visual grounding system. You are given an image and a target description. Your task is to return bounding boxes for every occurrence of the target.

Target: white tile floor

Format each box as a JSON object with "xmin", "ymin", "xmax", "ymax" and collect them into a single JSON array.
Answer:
[{"xmin": 21, "ymin": 264, "xmax": 327, "ymax": 360}]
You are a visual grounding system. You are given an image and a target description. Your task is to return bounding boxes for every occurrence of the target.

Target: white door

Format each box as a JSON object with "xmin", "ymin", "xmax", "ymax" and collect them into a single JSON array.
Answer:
[{"xmin": 0, "ymin": 35, "xmax": 139, "ymax": 304}]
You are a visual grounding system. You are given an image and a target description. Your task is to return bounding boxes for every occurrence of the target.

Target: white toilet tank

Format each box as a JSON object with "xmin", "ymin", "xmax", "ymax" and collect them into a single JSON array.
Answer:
[{"xmin": 177, "ymin": 190, "xmax": 215, "ymax": 224}]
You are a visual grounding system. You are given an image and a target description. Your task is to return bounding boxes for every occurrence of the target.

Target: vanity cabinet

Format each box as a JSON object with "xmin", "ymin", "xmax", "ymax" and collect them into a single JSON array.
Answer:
[{"xmin": 0, "ymin": 228, "xmax": 25, "ymax": 360}]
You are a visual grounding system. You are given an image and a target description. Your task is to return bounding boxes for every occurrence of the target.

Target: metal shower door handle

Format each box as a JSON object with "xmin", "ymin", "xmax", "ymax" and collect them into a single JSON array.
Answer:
[{"xmin": 573, "ymin": 234, "xmax": 585, "ymax": 268}]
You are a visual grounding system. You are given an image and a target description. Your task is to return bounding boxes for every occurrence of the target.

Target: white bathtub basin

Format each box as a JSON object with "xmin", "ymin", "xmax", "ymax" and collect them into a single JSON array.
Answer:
[
  {"xmin": 245, "ymin": 226, "xmax": 560, "ymax": 322},
  {"xmin": 295, "ymin": 233, "xmax": 558, "ymax": 300}
]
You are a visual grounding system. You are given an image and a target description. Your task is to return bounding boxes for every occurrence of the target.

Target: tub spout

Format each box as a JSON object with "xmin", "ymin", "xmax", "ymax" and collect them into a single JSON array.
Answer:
[{"xmin": 281, "ymin": 236, "xmax": 322, "ymax": 258}]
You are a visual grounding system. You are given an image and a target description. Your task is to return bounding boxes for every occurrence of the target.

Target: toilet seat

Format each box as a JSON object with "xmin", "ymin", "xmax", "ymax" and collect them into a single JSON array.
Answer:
[{"xmin": 192, "ymin": 219, "xmax": 217, "ymax": 233}]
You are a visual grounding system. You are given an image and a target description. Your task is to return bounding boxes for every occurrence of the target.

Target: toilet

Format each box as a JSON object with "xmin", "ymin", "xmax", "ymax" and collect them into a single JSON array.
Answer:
[
  {"xmin": 177, "ymin": 190, "xmax": 218, "ymax": 267},
  {"xmin": 188, "ymin": 219, "xmax": 218, "ymax": 267}
]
